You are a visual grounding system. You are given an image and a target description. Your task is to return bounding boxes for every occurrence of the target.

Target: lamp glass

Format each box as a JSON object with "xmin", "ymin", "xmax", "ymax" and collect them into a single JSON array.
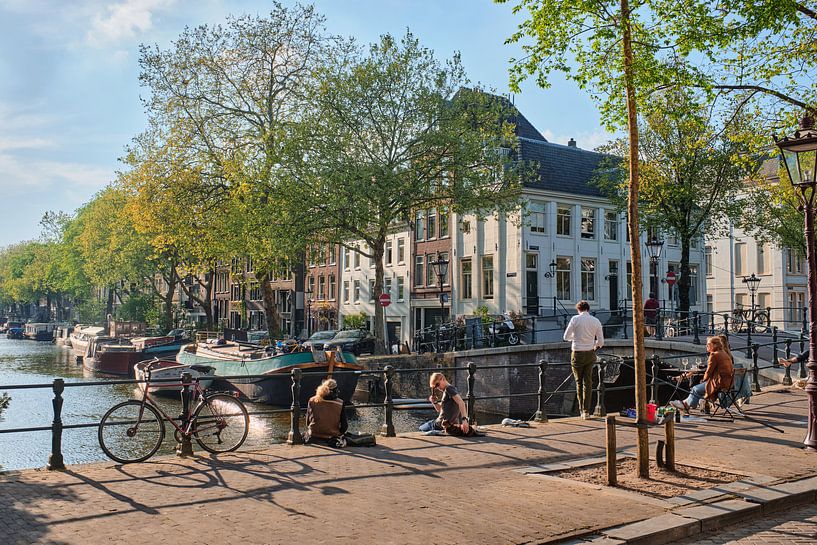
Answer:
[
  {"xmin": 438, "ymin": 258, "xmax": 449, "ymax": 280},
  {"xmin": 645, "ymin": 238, "xmax": 664, "ymax": 261}
]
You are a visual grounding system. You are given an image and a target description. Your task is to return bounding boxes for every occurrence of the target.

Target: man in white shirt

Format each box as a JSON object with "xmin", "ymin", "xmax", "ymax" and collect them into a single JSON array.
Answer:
[{"xmin": 563, "ymin": 300, "xmax": 604, "ymax": 419}]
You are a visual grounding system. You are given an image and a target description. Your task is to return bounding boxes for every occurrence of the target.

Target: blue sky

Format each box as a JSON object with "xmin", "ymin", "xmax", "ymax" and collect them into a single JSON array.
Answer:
[{"xmin": 0, "ymin": 0, "xmax": 611, "ymax": 248}]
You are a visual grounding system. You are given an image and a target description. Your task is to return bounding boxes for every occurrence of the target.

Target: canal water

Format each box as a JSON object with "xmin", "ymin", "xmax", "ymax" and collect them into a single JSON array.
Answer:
[{"xmin": 0, "ymin": 338, "xmax": 435, "ymax": 471}]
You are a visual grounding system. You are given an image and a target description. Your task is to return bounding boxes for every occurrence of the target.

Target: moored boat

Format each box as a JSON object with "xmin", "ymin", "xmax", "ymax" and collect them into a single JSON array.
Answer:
[
  {"xmin": 6, "ymin": 321, "xmax": 24, "ymax": 339},
  {"xmin": 23, "ymin": 322, "xmax": 59, "ymax": 342},
  {"xmin": 83, "ymin": 337, "xmax": 141, "ymax": 376},
  {"xmin": 54, "ymin": 325, "xmax": 74, "ymax": 347},
  {"xmin": 70, "ymin": 325, "xmax": 107, "ymax": 359},
  {"xmin": 134, "ymin": 359, "xmax": 215, "ymax": 395},
  {"xmin": 176, "ymin": 341, "xmax": 363, "ymax": 406}
]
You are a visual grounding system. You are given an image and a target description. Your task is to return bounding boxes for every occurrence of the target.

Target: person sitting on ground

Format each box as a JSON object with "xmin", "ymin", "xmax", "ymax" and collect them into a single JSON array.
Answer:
[
  {"xmin": 418, "ymin": 372, "xmax": 475, "ymax": 436},
  {"xmin": 304, "ymin": 378, "xmax": 348, "ymax": 446},
  {"xmin": 779, "ymin": 349, "xmax": 809, "ymax": 368},
  {"xmin": 670, "ymin": 336, "xmax": 734, "ymax": 415}
]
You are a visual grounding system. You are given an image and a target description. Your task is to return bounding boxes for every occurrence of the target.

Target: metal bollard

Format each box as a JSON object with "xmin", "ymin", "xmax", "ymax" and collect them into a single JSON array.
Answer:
[
  {"xmin": 177, "ymin": 372, "xmax": 194, "ymax": 456},
  {"xmin": 800, "ymin": 333, "xmax": 808, "ymax": 379},
  {"xmin": 381, "ymin": 366, "xmax": 395, "ymax": 437},
  {"xmin": 595, "ymin": 360, "xmax": 607, "ymax": 417},
  {"xmin": 723, "ymin": 314, "xmax": 730, "ymax": 340},
  {"xmin": 784, "ymin": 338, "xmax": 793, "ymax": 386},
  {"xmin": 287, "ymin": 368, "xmax": 303, "ymax": 445},
  {"xmin": 622, "ymin": 304, "xmax": 628, "ymax": 339},
  {"xmin": 466, "ymin": 361, "xmax": 476, "ymax": 424},
  {"xmin": 752, "ymin": 344, "xmax": 761, "ymax": 393},
  {"xmin": 535, "ymin": 359, "xmax": 549, "ymax": 422},
  {"xmin": 650, "ymin": 355, "xmax": 659, "ymax": 404},
  {"xmin": 745, "ymin": 313, "xmax": 753, "ymax": 358},
  {"xmin": 47, "ymin": 378, "xmax": 65, "ymax": 470},
  {"xmin": 693, "ymin": 311, "xmax": 701, "ymax": 345},
  {"xmin": 772, "ymin": 327, "xmax": 779, "ymax": 368},
  {"xmin": 710, "ymin": 312, "xmax": 715, "ymax": 335},
  {"xmin": 656, "ymin": 308, "xmax": 663, "ymax": 341}
]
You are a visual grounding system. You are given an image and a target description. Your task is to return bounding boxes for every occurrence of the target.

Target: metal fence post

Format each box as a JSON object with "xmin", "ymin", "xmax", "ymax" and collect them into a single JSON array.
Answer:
[
  {"xmin": 772, "ymin": 327, "xmax": 779, "ymax": 367},
  {"xmin": 287, "ymin": 368, "xmax": 303, "ymax": 445},
  {"xmin": 802, "ymin": 306, "xmax": 808, "ymax": 338},
  {"xmin": 595, "ymin": 360, "xmax": 607, "ymax": 417},
  {"xmin": 710, "ymin": 312, "xmax": 715, "ymax": 335},
  {"xmin": 784, "ymin": 338, "xmax": 794, "ymax": 386},
  {"xmin": 800, "ymin": 332, "xmax": 808, "ymax": 379},
  {"xmin": 176, "ymin": 372, "xmax": 194, "ymax": 456},
  {"xmin": 466, "ymin": 362, "xmax": 476, "ymax": 423},
  {"xmin": 47, "ymin": 378, "xmax": 65, "ymax": 471},
  {"xmin": 622, "ymin": 302, "xmax": 628, "ymax": 340},
  {"xmin": 535, "ymin": 359, "xmax": 548, "ymax": 423},
  {"xmin": 381, "ymin": 366, "xmax": 395, "ymax": 437},
  {"xmin": 752, "ymin": 344, "xmax": 761, "ymax": 393},
  {"xmin": 650, "ymin": 355, "xmax": 659, "ymax": 404},
  {"xmin": 693, "ymin": 311, "xmax": 701, "ymax": 345},
  {"xmin": 656, "ymin": 308, "xmax": 664, "ymax": 341},
  {"xmin": 746, "ymin": 313, "xmax": 753, "ymax": 358},
  {"xmin": 723, "ymin": 314, "xmax": 730, "ymax": 340}
]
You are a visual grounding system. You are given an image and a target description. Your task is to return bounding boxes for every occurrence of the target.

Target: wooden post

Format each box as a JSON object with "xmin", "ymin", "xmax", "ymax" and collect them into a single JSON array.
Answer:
[
  {"xmin": 606, "ymin": 415, "xmax": 617, "ymax": 486},
  {"xmin": 664, "ymin": 417, "xmax": 675, "ymax": 472}
]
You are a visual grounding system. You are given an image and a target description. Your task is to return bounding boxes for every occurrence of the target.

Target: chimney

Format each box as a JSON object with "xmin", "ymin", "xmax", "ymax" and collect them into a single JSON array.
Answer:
[{"xmin": 567, "ymin": 138, "xmax": 577, "ymax": 147}]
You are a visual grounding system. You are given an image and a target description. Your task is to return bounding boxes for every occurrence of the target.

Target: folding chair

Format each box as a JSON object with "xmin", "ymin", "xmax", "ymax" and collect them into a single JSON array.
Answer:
[{"xmin": 711, "ymin": 367, "xmax": 747, "ymax": 420}]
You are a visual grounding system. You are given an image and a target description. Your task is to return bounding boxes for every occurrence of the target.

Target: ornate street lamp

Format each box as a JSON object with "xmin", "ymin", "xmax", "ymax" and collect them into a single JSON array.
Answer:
[
  {"xmin": 305, "ymin": 288, "xmax": 313, "ymax": 338},
  {"xmin": 743, "ymin": 273, "xmax": 761, "ymax": 313},
  {"xmin": 645, "ymin": 237, "xmax": 664, "ymax": 297},
  {"xmin": 430, "ymin": 252, "xmax": 450, "ymax": 353},
  {"xmin": 543, "ymin": 260, "xmax": 557, "ymax": 278},
  {"xmin": 776, "ymin": 114, "xmax": 817, "ymax": 450}
]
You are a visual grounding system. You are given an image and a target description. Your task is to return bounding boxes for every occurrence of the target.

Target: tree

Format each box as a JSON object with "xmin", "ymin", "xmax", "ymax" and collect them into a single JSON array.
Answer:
[
  {"xmin": 281, "ymin": 31, "xmax": 525, "ymax": 354},
  {"xmin": 596, "ymin": 90, "xmax": 760, "ymax": 319}
]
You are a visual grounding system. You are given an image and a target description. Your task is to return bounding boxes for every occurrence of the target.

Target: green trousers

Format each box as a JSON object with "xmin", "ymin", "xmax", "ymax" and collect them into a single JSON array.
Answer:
[{"xmin": 571, "ymin": 350, "xmax": 596, "ymax": 415}]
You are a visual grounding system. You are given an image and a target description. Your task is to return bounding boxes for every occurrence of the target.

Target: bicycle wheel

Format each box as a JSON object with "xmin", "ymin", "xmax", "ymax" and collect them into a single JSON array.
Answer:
[
  {"xmin": 753, "ymin": 311, "xmax": 770, "ymax": 333},
  {"xmin": 193, "ymin": 394, "xmax": 249, "ymax": 453},
  {"xmin": 98, "ymin": 400, "xmax": 165, "ymax": 464},
  {"xmin": 730, "ymin": 313, "xmax": 745, "ymax": 333}
]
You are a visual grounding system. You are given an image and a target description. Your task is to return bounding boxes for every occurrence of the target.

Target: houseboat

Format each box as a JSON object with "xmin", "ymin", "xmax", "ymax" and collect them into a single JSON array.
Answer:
[
  {"xmin": 70, "ymin": 325, "xmax": 107, "ymax": 359},
  {"xmin": 23, "ymin": 323, "xmax": 59, "ymax": 342}
]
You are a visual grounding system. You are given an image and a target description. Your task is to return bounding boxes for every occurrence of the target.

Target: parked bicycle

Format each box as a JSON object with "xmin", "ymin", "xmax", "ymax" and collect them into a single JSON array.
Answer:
[
  {"xmin": 98, "ymin": 360, "xmax": 249, "ymax": 464},
  {"xmin": 730, "ymin": 306, "xmax": 770, "ymax": 334}
]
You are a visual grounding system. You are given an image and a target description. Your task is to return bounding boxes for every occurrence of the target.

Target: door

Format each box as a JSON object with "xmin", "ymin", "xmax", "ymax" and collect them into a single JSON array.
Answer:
[
  {"xmin": 387, "ymin": 322, "xmax": 401, "ymax": 353},
  {"xmin": 526, "ymin": 271, "xmax": 539, "ymax": 315},
  {"xmin": 608, "ymin": 260, "xmax": 619, "ymax": 311}
]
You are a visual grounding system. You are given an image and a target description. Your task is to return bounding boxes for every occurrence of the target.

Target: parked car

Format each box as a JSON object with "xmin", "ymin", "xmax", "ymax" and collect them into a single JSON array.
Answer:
[
  {"xmin": 324, "ymin": 329, "xmax": 377, "ymax": 356},
  {"xmin": 302, "ymin": 330, "xmax": 338, "ymax": 351}
]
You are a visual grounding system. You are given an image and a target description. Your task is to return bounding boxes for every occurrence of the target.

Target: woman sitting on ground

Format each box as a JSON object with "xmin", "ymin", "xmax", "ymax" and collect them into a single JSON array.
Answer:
[
  {"xmin": 304, "ymin": 378, "xmax": 348, "ymax": 446},
  {"xmin": 779, "ymin": 349, "xmax": 809, "ymax": 368},
  {"xmin": 671, "ymin": 336, "xmax": 734, "ymax": 415},
  {"xmin": 418, "ymin": 372, "xmax": 474, "ymax": 436}
]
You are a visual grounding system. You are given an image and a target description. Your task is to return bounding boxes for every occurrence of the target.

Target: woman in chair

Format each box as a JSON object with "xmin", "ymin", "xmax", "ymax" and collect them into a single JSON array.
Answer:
[
  {"xmin": 671, "ymin": 336, "xmax": 733, "ymax": 414},
  {"xmin": 304, "ymin": 378, "xmax": 348, "ymax": 446}
]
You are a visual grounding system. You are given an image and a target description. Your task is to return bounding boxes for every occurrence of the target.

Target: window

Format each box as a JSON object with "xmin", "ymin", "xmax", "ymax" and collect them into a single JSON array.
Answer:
[
  {"xmin": 329, "ymin": 246, "xmax": 336, "ymax": 265},
  {"xmin": 526, "ymin": 253, "xmax": 537, "ymax": 269},
  {"xmin": 385, "ymin": 241, "xmax": 392, "ymax": 266},
  {"xmin": 308, "ymin": 247, "xmax": 316, "ymax": 267},
  {"xmin": 354, "ymin": 250, "xmax": 361, "ymax": 269},
  {"xmin": 415, "ymin": 256, "xmax": 424, "ymax": 287},
  {"xmin": 482, "ymin": 256, "xmax": 494, "ymax": 299},
  {"xmin": 556, "ymin": 257, "xmax": 572, "ymax": 300},
  {"xmin": 329, "ymin": 274, "xmax": 336, "ymax": 300},
  {"xmin": 604, "ymin": 211, "xmax": 618, "ymax": 241},
  {"xmin": 246, "ymin": 257, "xmax": 254, "ymax": 272},
  {"xmin": 343, "ymin": 281, "xmax": 350, "ymax": 303},
  {"xmin": 705, "ymin": 247, "xmax": 713, "ymax": 277},
  {"xmin": 757, "ymin": 243, "xmax": 770, "ymax": 274},
  {"xmin": 318, "ymin": 275, "xmax": 326, "ymax": 300},
  {"xmin": 688, "ymin": 265, "xmax": 699, "ymax": 305},
  {"xmin": 308, "ymin": 276, "xmax": 315, "ymax": 297},
  {"xmin": 735, "ymin": 293, "xmax": 747, "ymax": 309},
  {"xmin": 758, "ymin": 292, "xmax": 769, "ymax": 310},
  {"xmin": 439, "ymin": 207, "xmax": 449, "ymax": 238},
  {"xmin": 397, "ymin": 277, "xmax": 405, "ymax": 301},
  {"xmin": 580, "ymin": 207, "xmax": 596, "ymax": 239},
  {"xmin": 734, "ymin": 242, "xmax": 747, "ymax": 276},
  {"xmin": 557, "ymin": 205, "xmax": 571, "ymax": 236},
  {"xmin": 427, "ymin": 208, "xmax": 436, "ymax": 239},
  {"xmin": 369, "ymin": 280, "xmax": 375, "ymax": 302},
  {"xmin": 426, "ymin": 253, "xmax": 436, "ymax": 286},
  {"xmin": 581, "ymin": 258, "xmax": 596, "ymax": 300},
  {"xmin": 439, "ymin": 252, "xmax": 449, "ymax": 285},
  {"xmin": 415, "ymin": 211, "xmax": 425, "ymax": 240},
  {"xmin": 789, "ymin": 292, "xmax": 806, "ymax": 323},
  {"xmin": 397, "ymin": 238, "xmax": 405, "ymax": 263},
  {"xmin": 787, "ymin": 249, "xmax": 804, "ymax": 274},
  {"xmin": 384, "ymin": 277, "xmax": 392, "ymax": 296},
  {"xmin": 626, "ymin": 262, "xmax": 633, "ymax": 297},
  {"xmin": 461, "ymin": 258, "xmax": 473, "ymax": 299},
  {"xmin": 528, "ymin": 202, "xmax": 546, "ymax": 234},
  {"xmin": 354, "ymin": 280, "xmax": 361, "ymax": 303},
  {"xmin": 344, "ymin": 248, "xmax": 350, "ymax": 270},
  {"xmin": 706, "ymin": 294, "xmax": 713, "ymax": 314},
  {"xmin": 668, "ymin": 233, "xmax": 679, "ymax": 246}
]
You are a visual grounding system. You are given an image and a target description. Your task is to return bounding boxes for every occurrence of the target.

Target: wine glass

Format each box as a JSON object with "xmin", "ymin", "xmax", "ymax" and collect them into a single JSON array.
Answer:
[
  {"xmin": 695, "ymin": 357, "xmax": 703, "ymax": 369},
  {"xmin": 681, "ymin": 358, "xmax": 689, "ymax": 372}
]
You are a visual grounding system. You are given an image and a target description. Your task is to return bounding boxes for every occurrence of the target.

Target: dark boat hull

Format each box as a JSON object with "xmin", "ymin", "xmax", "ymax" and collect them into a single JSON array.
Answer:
[
  {"xmin": 84, "ymin": 351, "xmax": 141, "ymax": 376},
  {"xmin": 219, "ymin": 367, "xmax": 360, "ymax": 406}
]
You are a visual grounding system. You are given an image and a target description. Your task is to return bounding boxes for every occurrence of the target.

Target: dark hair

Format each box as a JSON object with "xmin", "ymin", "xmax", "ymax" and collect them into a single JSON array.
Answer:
[
  {"xmin": 648, "ymin": 293, "xmax": 655, "ymax": 298},
  {"xmin": 576, "ymin": 300, "xmax": 590, "ymax": 312}
]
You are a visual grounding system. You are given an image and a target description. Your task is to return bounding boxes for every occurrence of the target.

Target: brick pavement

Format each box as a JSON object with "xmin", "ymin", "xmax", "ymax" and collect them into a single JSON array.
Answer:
[
  {"xmin": 673, "ymin": 502, "xmax": 817, "ymax": 544},
  {"xmin": 1, "ymin": 386, "xmax": 815, "ymax": 545}
]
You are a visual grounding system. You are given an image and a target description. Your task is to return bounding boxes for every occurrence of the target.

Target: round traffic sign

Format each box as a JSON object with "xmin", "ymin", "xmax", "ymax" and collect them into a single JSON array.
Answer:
[
  {"xmin": 379, "ymin": 293, "xmax": 391, "ymax": 307},
  {"xmin": 666, "ymin": 271, "xmax": 676, "ymax": 286}
]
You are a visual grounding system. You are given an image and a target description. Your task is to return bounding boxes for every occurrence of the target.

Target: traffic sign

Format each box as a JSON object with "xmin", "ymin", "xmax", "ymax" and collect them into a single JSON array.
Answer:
[
  {"xmin": 665, "ymin": 271, "xmax": 676, "ymax": 286},
  {"xmin": 379, "ymin": 293, "xmax": 391, "ymax": 307}
]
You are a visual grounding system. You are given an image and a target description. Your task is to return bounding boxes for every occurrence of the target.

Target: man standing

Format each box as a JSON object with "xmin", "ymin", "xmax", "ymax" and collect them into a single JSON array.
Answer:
[
  {"xmin": 563, "ymin": 300, "xmax": 604, "ymax": 419},
  {"xmin": 644, "ymin": 292, "xmax": 659, "ymax": 336}
]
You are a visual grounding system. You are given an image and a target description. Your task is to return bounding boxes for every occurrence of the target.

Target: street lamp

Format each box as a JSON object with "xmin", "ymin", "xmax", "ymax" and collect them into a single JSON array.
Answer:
[
  {"xmin": 543, "ymin": 260, "xmax": 557, "ymax": 278},
  {"xmin": 743, "ymin": 273, "xmax": 761, "ymax": 312},
  {"xmin": 305, "ymin": 288, "xmax": 313, "ymax": 338},
  {"xmin": 776, "ymin": 113, "xmax": 817, "ymax": 450},
  {"xmin": 645, "ymin": 237, "xmax": 664, "ymax": 297},
  {"xmin": 430, "ymin": 252, "xmax": 450, "ymax": 353}
]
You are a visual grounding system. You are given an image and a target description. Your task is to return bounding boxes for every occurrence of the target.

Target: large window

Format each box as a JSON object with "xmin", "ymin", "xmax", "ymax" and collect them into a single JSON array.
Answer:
[
  {"xmin": 626, "ymin": 261, "xmax": 633, "ymax": 296},
  {"xmin": 318, "ymin": 275, "xmax": 326, "ymax": 300},
  {"xmin": 397, "ymin": 277, "xmax": 405, "ymax": 301},
  {"xmin": 757, "ymin": 243, "xmax": 770, "ymax": 274},
  {"xmin": 705, "ymin": 247, "xmax": 713, "ymax": 277},
  {"xmin": 557, "ymin": 205, "xmax": 571, "ymax": 236},
  {"xmin": 580, "ymin": 208, "xmax": 596, "ymax": 239},
  {"xmin": 344, "ymin": 248, "xmax": 350, "ymax": 270},
  {"xmin": 482, "ymin": 256, "xmax": 494, "ymax": 299},
  {"xmin": 461, "ymin": 258, "xmax": 473, "ymax": 299},
  {"xmin": 528, "ymin": 201, "xmax": 546, "ymax": 234},
  {"xmin": 329, "ymin": 245, "xmax": 336, "ymax": 265},
  {"xmin": 439, "ymin": 207, "xmax": 449, "ymax": 238},
  {"xmin": 787, "ymin": 249, "xmax": 804, "ymax": 274},
  {"xmin": 556, "ymin": 256, "xmax": 571, "ymax": 300},
  {"xmin": 734, "ymin": 242, "xmax": 747, "ymax": 276},
  {"xmin": 385, "ymin": 241, "xmax": 393, "ymax": 266},
  {"xmin": 415, "ymin": 211, "xmax": 425, "ymax": 240},
  {"xmin": 439, "ymin": 252, "xmax": 449, "ymax": 285},
  {"xmin": 414, "ymin": 256, "xmax": 424, "ymax": 287},
  {"xmin": 343, "ymin": 281, "xmax": 349, "ymax": 303},
  {"xmin": 581, "ymin": 258, "xmax": 596, "ymax": 300},
  {"xmin": 426, "ymin": 253, "xmax": 436, "ymax": 286},
  {"xmin": 397, "ymin": 238, "xmax": 405, "ymax": 263},
  {"xmin": 329, "ymin": 274, "xmax": 336, "ymax": 300},
  {"xmin": 354, "ymin": 250, "xmax": 361, "ymax": 270},
  {"xmin": 604, "ymin": 210, "xmax": 618, "ymax": 241},
  {"xmin": 369, "ymin": 280, "xmax": 376, "ymax": 302},
  {"xmin": 354, "ymin": 280, "xmax": 361, "ymax": 303},
  {"xmin": 427, "ymin": 208, "xmax": 437, "ymax": 239}
]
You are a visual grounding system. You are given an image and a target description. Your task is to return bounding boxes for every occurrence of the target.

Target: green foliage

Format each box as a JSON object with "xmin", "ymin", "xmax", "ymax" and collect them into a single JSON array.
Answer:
[
  {"xmin": 75, "ymin": 298, "xmax": 106, "ymax": 324},
  {"xmin": 343, "ymin": 312, "xmax": 368, "ymax": 330},
  {"xmin": 116, "ymin": 292, "xmax": 155, "ymax": 323},
  {"xmin": 474, "ymin": 305, "xmax": 492, "ymax": 324}
]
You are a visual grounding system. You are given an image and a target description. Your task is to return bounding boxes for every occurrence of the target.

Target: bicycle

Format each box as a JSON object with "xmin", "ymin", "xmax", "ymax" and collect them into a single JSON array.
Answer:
[
  {"xmin": 98, "ymin": 360, "xmax": 249, "ymax": 464},
  {"xmin": 730, "ymin": 306, "xmax": 770, "ymax": 334}
]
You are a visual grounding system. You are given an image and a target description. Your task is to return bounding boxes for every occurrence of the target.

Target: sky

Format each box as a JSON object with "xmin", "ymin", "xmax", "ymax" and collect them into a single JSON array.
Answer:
[{"xmin": 0, "ymin": 0, "xmax": 612, "ymax": 248}]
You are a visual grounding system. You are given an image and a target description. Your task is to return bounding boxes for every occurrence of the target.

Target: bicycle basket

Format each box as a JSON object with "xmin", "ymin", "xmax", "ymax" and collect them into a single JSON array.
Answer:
[{"xmin": 602, "ymin": 360, "xmax": 622, "ymax": 384}]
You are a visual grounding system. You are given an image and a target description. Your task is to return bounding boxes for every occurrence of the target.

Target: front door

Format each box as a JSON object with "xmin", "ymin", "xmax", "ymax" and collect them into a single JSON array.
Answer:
[
  {"xmin": 526, "ymin": 271, "xmax": 539, "ymax": 315},
  {"xmin": 387, "ymin": 322, "xmax": 401, "ymax": 353},
  {"xmin": 608, "ymin": 260, "xmax": 619, "ymax": 311}
]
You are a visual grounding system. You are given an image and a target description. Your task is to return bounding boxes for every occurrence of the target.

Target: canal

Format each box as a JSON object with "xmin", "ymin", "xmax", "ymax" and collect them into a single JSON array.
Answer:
[{"xmin": 0, "ymin": 338, "xmax": 434, "ymax": 471}]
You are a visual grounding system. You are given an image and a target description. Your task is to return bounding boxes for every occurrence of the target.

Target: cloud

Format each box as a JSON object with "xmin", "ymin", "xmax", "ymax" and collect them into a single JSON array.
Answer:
[
  {"xmin": 86, "ymin": 0, "xmax": 176, "ymax": 47},
  {"xmin": 0, "ymin": 137, "xmax": 56, "ymax": 152},
  {"xmin": 541, "ymin": 129, "xmax": 616, "ymax": 152},
  {"xmin": 0, "ymin": 152, "xmax": 112, "ymax": 194}
]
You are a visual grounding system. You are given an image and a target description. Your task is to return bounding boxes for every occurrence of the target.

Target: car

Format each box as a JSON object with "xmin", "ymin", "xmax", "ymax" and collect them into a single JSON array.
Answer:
[
  {"xmin": 302, "ymin": 330, "xmax": 338, "ymax": 351},
  {"xmin": 324, "ymin": 329, "xmax": 377, "ymax": 356}
]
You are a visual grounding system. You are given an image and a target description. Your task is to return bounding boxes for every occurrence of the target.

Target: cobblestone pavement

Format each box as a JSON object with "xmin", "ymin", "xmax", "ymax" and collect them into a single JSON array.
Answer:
[{"xmin": 673, "ymin": 502, "xmax": 817, "ymax": 544}]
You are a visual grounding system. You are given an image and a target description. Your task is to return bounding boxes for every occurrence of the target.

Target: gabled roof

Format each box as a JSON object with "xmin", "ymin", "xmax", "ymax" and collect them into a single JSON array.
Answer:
[{"xmin": 518, "ymin": 138, "xmax": 609, "ymax": 198}]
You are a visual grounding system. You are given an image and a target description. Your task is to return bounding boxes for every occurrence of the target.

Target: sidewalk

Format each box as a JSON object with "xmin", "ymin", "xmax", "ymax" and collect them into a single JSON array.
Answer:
[{"xmin": 1, "ymin": 386, "xmax": 815, "ymax": 545}]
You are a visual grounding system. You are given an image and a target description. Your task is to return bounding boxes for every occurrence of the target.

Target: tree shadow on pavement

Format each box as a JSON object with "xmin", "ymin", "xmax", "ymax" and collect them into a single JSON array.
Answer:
[{"xmin": 0, "ymin": 472, "xmax": 77, "ymax": 545}]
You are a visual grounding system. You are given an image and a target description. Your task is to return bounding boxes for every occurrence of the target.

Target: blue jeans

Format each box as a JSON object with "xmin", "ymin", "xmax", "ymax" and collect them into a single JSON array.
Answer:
[
  {"xmin": 419, "ymin": 419, "xmax": 441, "ymax": 432},
  {"xmin": 684, "ymin": 383, "xmax": 707, "ymax": 409}
]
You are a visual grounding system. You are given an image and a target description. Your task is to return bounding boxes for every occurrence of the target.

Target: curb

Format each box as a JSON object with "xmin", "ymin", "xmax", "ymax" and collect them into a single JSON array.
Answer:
[{"xmin": 559, "ymin": 475, "xmax": 817, "ymax": 544}]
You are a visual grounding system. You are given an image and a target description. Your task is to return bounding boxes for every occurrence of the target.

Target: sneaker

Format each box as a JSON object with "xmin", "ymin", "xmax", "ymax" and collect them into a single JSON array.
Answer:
[
  {"xmin": 778, "ymin": 357, "xmax": 793, "ymax": 368},
  {"xmin": 669, "ymin": 400, "xmax": 689, "ymax": 414}
]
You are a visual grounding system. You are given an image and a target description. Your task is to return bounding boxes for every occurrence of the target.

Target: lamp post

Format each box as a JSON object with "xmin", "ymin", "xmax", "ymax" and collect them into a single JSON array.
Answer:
[
  {"xmin": 645, "ymin": 237, "xmax": 664, "ymax": 298},
  {"xmin": 430, "ymin": 252, "xmax": 450, "ymax": 353},
  {"xmin": 543, "ymin": 260, "xmax": 557, "ymax": 313},
  {"xmin": 306, "ymin": 288, "xmax": 313, "ymax": 338},
  {"xmin": 776, "ymin": 114, "xmax": 817, "ymax": 450},
  {"xmin": 743, "ymin": 273, "xmax": 761, "ymax": 316}
]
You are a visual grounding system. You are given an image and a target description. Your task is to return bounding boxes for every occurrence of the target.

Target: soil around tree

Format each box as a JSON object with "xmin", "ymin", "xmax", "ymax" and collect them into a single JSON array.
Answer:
[{"xmin": 551, "ymin": 457, "xmax": 742, "ymax": 499}]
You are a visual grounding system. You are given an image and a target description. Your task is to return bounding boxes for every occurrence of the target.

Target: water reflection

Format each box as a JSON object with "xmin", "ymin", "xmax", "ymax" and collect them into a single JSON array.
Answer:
[{"xmin": 0, "ymin": 338, "xmax": 436, "ymax": 471}]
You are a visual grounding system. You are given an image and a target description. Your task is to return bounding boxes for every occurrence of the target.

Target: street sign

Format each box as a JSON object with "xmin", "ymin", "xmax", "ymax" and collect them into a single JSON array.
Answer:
[
  {"xmin": 666, "ymin": 271, "xmax": 676, "ymax": 286},
  {"xmin": 379, "ymin": 293, "xmax": 391, "ymax": 307}
]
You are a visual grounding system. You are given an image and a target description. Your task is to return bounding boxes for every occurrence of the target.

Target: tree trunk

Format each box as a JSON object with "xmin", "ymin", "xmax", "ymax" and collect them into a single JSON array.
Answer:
[
  {"xmin": 372, "ymin": 238, "xmax": 387, "ymax": 355},
  {"xmin": 621, "ymin": 0, "xmax": 649, "ymax": 479},
  {"xmin": 176, "ymin": 269, "xmax": 216, "ymax": 328},
  {"xmin": 258, "ymin": 270, "xmax": 281, "ymax": 339},
  {"xmin": 106, "ymin": 286, "xmax": 114, "ymax": 319},
  {"xmin": 679, "ymin": 239, "xmax": 692, "ymax": 332}
]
